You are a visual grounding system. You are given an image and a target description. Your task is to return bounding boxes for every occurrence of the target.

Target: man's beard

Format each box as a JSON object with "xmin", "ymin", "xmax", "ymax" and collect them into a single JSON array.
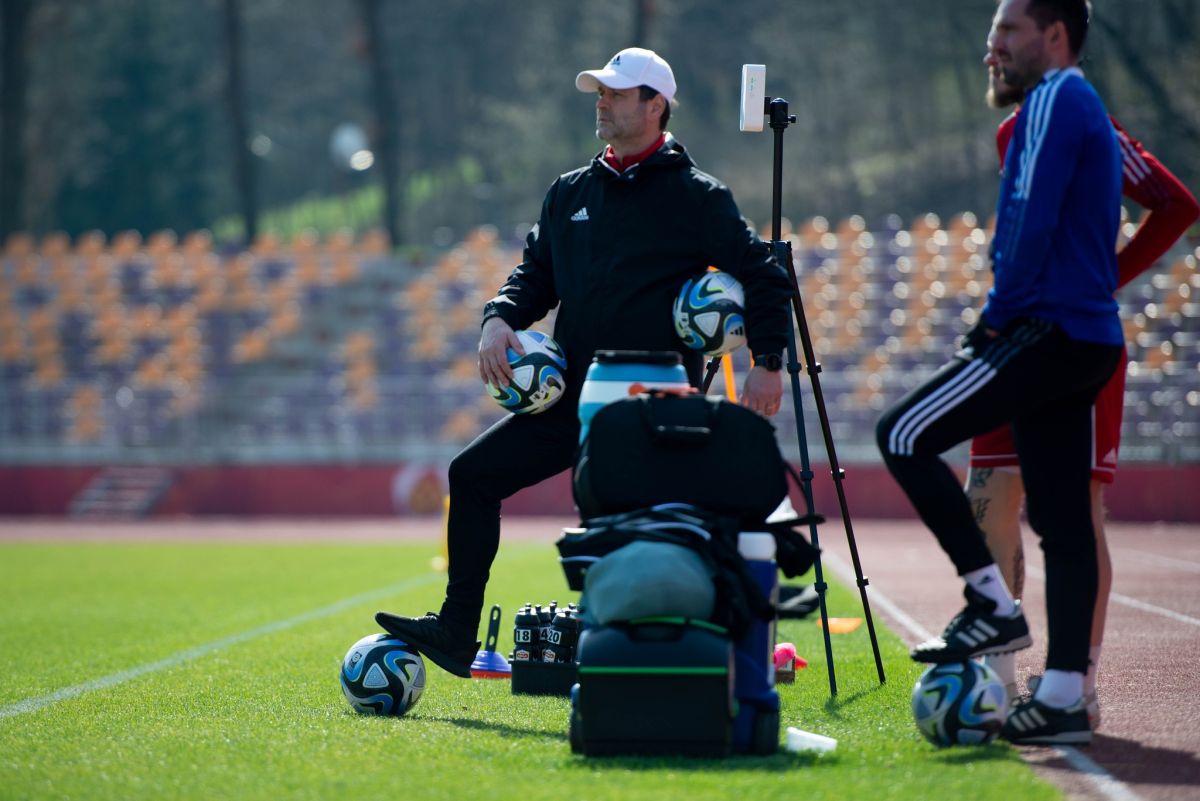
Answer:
[{"xmin": 987, "ymin": 70, "xmax": 1025, "ymax": 110}]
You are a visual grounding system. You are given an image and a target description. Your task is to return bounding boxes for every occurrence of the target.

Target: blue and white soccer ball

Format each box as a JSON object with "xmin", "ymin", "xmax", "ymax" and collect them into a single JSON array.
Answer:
[
  {"xmin": 486, "ymin": 329, "xmax": 568, "ymax": 415},
  {"xmin": 673, "ymin": 270, "xmax": 747, "ymax": 356},
  {"xmin": 340, "ymin": 633, "xmax": 426, "ymax": 716},
  {"xmin": 911, "ymin": 660, "xmax": 1008, "ymax": 746}
]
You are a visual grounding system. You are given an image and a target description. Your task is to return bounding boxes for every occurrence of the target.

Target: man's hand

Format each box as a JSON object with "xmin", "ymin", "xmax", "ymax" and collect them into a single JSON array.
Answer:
[
  {"xmin": 962, "ymin": 319, "xmax": 1000, "ymax": 356},
  {"xmin": 740, "ymin": 365, "xmax": 783, "ymax": 417},
  {"xmin": 478, "ymin": 317, "xmax": 524, "ymax": 387}
]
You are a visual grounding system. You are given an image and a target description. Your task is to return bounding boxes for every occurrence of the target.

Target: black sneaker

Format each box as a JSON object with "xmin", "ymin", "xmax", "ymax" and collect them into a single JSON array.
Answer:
[
  {"xmin": 910, "ymin": 586, "xmax": 1032, "ymax": 663},
  {"xmin": 1026, "ymin": 674, "xmax": 1101, "ymax": 730},
  {"xmin": 374, "ymin": 611, "xmax": 480, "ymax": 679},
  {"xmin": 1001, "ymin": 697, "xmax": 1092, "ymax": 745}
]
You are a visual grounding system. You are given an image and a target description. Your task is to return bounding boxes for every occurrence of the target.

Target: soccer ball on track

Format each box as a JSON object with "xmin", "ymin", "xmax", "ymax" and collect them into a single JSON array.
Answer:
[
  {"xmin": 673, "ymin": 270, "xmax": 746, "ymax": 356},
  {"xmin": 340, "ymin": 633, "xmax": 426, "ymax": 716},
  {"xmin": 911, "ymin": 660, "xmax": 1007, "ymax": 746},
  {"xmin": 486, "ymin": 329, "xmax": 568, "ymax": 415}
]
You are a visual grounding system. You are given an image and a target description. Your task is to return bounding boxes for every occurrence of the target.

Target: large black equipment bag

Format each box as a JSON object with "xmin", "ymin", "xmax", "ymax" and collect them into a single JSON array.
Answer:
[{"xmin": 573, "ymin": 393, "xmax": 789, "ymax": 527}]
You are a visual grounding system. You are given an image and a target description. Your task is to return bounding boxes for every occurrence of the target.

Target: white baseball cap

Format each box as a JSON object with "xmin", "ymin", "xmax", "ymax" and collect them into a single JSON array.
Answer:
[{"xmin": 575, "ymin": 47, "xmax": 676, "ymax": 104}]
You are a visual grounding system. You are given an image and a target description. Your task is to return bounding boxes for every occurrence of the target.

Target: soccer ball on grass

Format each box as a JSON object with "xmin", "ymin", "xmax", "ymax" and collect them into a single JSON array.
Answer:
[
  {"xmin": 340, "ymin": 633, "xmax": 426, "ymax": 716},
  {"xmin": 911, "ymin": 660, "xmax": 1007, "ymax": 746}
]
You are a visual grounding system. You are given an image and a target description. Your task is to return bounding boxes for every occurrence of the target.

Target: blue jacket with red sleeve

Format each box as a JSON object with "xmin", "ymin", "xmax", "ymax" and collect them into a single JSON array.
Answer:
[{"xmin": 985, "ymin": 67, "xmax": 1124, "ymax": 346}]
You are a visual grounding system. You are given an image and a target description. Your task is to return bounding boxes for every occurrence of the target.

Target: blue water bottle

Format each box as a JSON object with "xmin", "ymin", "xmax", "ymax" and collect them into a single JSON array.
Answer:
[
  {"xmin": 577, "ymin": 350, "xmax": 690, "ymax": 443},
  {"xmin": 733, "ymin": 531, "xmax": 781, "ymax": 753}
]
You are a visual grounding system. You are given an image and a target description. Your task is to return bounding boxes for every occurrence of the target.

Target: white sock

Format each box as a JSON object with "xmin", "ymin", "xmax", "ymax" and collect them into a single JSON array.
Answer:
[
  {"xmin": 1033, "ymin": 669, "xmax": 1084, "ymax": 709},
  {"xmin": 983, "ymin": 651, "xmax": 1017, "ymax": 689},
  {"xmin": 1085, "ymin": 645, "xmax": 1101, "ymax": 696},
  {"xmin": 963, "ymin": 564, "xmax": 1016, "ymax": 616}
]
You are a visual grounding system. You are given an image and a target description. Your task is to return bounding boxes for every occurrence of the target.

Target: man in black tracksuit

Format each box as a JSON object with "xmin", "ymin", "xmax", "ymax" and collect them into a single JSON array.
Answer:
[{"xmin": 377, "ymin": 47, "xmax": 794, "ymax": 677}]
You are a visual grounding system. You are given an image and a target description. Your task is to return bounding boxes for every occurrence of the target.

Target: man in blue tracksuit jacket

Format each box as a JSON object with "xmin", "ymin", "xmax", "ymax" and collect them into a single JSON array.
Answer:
[{"xmin": 876, "ymin": 0, "xmax": 1123, "ymax": 745}]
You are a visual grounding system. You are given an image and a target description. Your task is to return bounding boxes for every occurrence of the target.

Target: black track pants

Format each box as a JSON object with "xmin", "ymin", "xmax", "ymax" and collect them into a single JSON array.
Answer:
[
  {"xmin": 876, "ymin": 319, "xmax": 1122, "ymax": 671},
  {"xmin": 438, "ymin": 398, "xmax": 579, "ymax": 634}
]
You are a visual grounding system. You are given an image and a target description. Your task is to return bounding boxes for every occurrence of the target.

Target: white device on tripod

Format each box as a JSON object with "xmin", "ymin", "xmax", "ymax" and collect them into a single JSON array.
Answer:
[{"xmin": 739, "ymin": 64, "xmax": 766, "ymax": 132}]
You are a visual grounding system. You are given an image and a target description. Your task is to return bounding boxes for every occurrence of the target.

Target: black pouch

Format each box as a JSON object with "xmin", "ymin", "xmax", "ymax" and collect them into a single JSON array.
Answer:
[{"xmin": 573, "ymin": 393, "xmax": 789, "ymax": 527}]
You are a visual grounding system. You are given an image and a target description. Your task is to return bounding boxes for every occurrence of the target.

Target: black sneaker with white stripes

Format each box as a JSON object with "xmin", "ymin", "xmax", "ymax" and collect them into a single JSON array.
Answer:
[
  {"xmin": 1001, "ymin": 697, "xmax": 1092, "ymax": 745},
  {"xmin": 910, "ymin": 586, "xmax": 1032, "ymax": 663},
  {"xmin": 1026, "ymin": 674, "xmax": 1102, "ymax": 730}
]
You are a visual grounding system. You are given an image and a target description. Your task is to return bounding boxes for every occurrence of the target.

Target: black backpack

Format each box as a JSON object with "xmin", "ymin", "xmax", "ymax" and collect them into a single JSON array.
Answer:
[{"xmin": 574, "ymin": 392, "xmax": 790, "ymax": 528}]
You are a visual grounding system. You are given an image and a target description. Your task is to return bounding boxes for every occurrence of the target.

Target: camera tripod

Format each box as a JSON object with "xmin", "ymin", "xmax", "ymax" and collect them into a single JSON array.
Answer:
[{"xmin": 703, "ymin": 96, "xmax": 886, "ymax": 697}]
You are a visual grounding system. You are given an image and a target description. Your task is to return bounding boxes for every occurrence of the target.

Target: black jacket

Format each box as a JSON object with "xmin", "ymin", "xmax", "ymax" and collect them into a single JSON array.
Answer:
[{"xmin": 483, "ymin": 136, "xmax": 793, "ymax": 390}]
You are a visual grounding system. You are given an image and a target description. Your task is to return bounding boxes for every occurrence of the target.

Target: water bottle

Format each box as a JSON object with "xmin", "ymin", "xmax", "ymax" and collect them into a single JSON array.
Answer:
[
  {"xmin": 733, "ymin": 532, "xmax": 781, "ymax": 749},
  {"xmin": 536, "ymin": 603, "xmax": 553, "ymax": 650},
  {"xmin": 512, "ymin": 604, "xmax": 541, "ymax": 662},
  {"xmin": 577, "ymin": 350, "xmax": 691, "ymax": 443},
  {"xmin": 542, "ymin": 607, "xmax": 581, "ymax": 663},
  {"xmin": 737, "ymin": 533, "xmax": 779, "ymax": 685}
]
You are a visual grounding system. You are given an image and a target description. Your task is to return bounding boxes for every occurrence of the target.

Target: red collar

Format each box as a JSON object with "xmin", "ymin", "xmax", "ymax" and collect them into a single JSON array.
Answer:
[{"xmin": 603, "ymin": 134, "xmax": 666, "ymax": 173}]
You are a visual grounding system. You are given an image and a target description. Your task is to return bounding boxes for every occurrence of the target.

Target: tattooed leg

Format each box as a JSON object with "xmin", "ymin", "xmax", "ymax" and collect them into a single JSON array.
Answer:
[{"xmin": 964, "ymin": 466, "xmax": 1026, "ymax": 600}]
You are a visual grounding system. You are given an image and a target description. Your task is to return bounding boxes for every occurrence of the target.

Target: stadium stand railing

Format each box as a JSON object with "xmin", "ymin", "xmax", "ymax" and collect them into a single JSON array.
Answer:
[{"xmin": 0, "ymin": 217, "xmax": 1195, "ymax": 466}]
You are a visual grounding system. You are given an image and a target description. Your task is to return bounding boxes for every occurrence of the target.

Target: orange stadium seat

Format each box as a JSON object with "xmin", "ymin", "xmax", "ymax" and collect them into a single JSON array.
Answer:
[
  {"xmin": 30, "ymin": 358, "xmax": 65, "ymax": 387},
  {"xmin": 348, "ymin": 383, "xmax": 379, "ymax": 412},
  {"xmin": 330, "ymin": 253, "xmax": 359, "ymax": 285},
  {"xmin": 360, "ymin": 228, "xmax": 390, "ymax": 255},
  {"xmin": 133, "ymin": 354, "xmax": 171, "ymax": 388},
  {"xmin": 440, "ymin": 408, "xmax": 482, "ymax": 442},
  {"xmin": 795, "ymin": 216, "xmax": 830, "ymax": 249},
  {"xmin": 3, "ymin": 231, "xmax": 34, "ymax": 259},
  {"xmin": 267, "ymin": 304, "xmax": 301, "ymax": 337},
  {"xmin": 446, "ymin": 354, "xmax": 478, "ymax": 384},
  {"xmin": 344, "ymin": 358, "xmax": 377, "ymax": 389},
  {"xmin": 326, "ymin": 228, "xmax": 356, "ymax": 255},
  {"xmin": 251, "ymin": 232, "xmax": 281, "ymax": 259},
  {"xmin": 233, "ymin": 328, "xmax": 270, "ymax": 363},
  {"xmin": 67, "ymin": 413, "xmax": 104, "ymax": 443}
]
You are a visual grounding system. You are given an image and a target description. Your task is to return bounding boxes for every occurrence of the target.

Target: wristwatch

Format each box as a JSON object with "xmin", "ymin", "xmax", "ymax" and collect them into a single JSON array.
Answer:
[{"xmin": 755, "ymin": 353, "xmax": 783, "ymax": 372}]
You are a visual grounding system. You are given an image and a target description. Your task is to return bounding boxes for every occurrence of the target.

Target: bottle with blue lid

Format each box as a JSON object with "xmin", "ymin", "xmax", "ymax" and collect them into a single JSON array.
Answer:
[{"xmin": 578, "ymin": 350, "xmax": 691, "ymax": 443}]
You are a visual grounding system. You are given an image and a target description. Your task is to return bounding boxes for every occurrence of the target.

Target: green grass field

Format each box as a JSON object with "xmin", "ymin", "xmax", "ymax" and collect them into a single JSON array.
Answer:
[{"xmin": 0, "ymin": 537, "xmax": 1060, "ymax": 801}]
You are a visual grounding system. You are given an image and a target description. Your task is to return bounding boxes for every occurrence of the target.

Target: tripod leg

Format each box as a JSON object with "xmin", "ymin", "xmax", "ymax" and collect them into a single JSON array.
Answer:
[
  {"xmin": 774, "ymin": 242, "xmax": 838, "ymax": 697},
  {"xmin": 759, "ymin": 102, "xmax": 884, "ymax": 691},
  {"xmin": 700, "ymin": 356, "xmax": 722, "ymax": 394},
  {"xmin": 776, "ymin": 240, "xmax": 887, "ymax": 686}
]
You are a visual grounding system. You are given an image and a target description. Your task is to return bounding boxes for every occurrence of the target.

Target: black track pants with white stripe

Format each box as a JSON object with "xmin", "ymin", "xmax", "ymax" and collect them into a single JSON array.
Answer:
[
  {"xmin": 876, "ymin": 319, "xmax": 1122, "ymax": 671},
  {"xmin": 441, "ymin": 395, "xmax": 580, "ymax": 633}
]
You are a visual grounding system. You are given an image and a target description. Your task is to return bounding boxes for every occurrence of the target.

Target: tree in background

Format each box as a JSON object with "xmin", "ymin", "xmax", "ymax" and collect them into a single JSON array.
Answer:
[
  {"xmin": 222, "ymin": 0, "xmax": 257, "ymax": 243},
  {"xmin": 0, "ymin": 0, "xmax": 33, "ymax": 237},
  {"xmin": 3, "ymin": 0, "xmax": 1197, "ymax": 246}
]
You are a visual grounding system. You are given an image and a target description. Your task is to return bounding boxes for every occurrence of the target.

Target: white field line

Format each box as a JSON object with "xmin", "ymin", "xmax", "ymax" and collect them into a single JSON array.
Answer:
[
  {"xmin": 1110, "ymin": 549, "xmax": 1200, "ymax": 574},
  {"xmin": 1027, "ymin": 565, "xmax": 1200, "ymax": 628},
  {"xmin": 823, "ymin": 553, "xmax": 1143, "ymax": 801},
  {"xmin": 1054, "ymin": 747, "xmax": 1144, "ymax": 801},
  {"xmin": 0, "ymin": 572, "xmax": 442, "ymax": 720}
]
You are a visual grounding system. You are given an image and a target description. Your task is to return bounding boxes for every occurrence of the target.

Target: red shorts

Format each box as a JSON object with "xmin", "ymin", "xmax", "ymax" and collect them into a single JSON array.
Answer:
[{"xmin": 969, "ymin": 349, "xmax": 1127, "ymax": 484}]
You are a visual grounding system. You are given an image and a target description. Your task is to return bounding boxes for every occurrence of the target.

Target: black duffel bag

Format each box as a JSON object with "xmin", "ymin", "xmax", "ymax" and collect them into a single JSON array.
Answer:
[{"xmin": 573, "ymin": 392, "xmax": 789, "ymax": 527}]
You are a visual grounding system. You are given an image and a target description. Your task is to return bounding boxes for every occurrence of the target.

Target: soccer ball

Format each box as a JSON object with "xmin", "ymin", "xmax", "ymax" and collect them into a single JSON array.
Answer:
[
  {"xmin": 486, "ymin": 329, "xmax": 568, "ymax": 414},
  {"xmin": 673, "ymin": 270, "xmax": 746, "ymax": 356},
  {"xmin": 340, "ymin": 633, "xmax": 426, "ymax": 716},
  {"xmin": 911, "ymin": 661, "xmax": 1007, "ymax": 746}
]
